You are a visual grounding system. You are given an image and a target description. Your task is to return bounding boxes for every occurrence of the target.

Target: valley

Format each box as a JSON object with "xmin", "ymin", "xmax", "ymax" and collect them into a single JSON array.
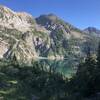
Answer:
[{"xmin": 0, "ymin": 5, "xmax": 100, "ymax": 100}]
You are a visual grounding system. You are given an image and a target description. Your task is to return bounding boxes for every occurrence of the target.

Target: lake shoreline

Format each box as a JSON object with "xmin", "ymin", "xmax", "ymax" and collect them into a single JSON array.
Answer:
[{"xmin": 35, "ymin": 56, "xmax": 67, "ymax": 60}]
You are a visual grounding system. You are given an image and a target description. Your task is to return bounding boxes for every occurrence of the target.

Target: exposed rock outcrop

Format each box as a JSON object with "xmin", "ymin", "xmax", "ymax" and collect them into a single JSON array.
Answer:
[{"xmin": 0, "ymin": 5, "xmax": 99, "ymax": 63}]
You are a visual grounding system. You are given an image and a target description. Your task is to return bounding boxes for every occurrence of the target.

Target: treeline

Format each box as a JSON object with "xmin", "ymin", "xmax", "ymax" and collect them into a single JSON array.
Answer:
[
  {"xmin": 67, "ymin": 43, "xmax": 100, "ymax": 100},
  {"xmin": 0, "ymin": 44, "xmax": 100, "ymax": 100}
]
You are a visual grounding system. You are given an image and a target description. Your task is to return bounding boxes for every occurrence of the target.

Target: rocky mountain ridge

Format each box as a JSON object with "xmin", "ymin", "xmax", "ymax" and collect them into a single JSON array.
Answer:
[
  {"xmin": 0, "ymin": 5, "xmax": 99, "ymax": 64},
  {"xmin": 84, "ymin": 27, "xmax": 100, "ymax": 37}
]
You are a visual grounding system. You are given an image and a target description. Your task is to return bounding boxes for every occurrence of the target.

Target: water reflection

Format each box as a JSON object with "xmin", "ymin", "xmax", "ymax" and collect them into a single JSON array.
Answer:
[{"xmin": 37, "ymin": 59, "xmax": 77, "ymax": 78}]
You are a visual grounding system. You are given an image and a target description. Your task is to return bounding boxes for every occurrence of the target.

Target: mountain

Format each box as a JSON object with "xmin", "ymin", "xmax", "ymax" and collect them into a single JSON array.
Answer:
[
  {"xmin": 36, "ymin": 14, "xmax": 86, "ymax": 39},
  {"xmin": 84, "ymin": 27, "xmax": 100, "ymax": 37},
  {"xmin": 0, "ymin": 5, "xmax": 99, "ymax": 64}
]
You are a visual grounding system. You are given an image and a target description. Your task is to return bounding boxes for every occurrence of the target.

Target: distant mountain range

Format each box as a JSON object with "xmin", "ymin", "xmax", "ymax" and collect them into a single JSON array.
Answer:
[
  {"xmin": 0, "ymin": 5, "xmax": 99, "ymax": 64},
  {"xmin": 84, "ymin": 27, "xmax": 100, "ymax": 37}
]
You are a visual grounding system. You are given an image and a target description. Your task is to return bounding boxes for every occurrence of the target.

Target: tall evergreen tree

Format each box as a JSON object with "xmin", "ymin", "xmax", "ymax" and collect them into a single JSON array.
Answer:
[
  {"xmin": 94, "ymin": 41, "xmax": 100, "ymax": 93},
  {"xmin": 72, "ymin": 47, "xmax": 97, "ymax": 97},
  {"xmin": 97, "ymin": 41, "xmax": 100, "ymax": 67}
]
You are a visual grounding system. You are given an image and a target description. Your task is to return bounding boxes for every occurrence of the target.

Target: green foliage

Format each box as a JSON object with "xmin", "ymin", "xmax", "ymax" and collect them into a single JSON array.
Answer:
[
  {"xmin": 69, "ymin": 43, "xmax": 100, "ymax": 98},
  {"xmin": 97, "ymin": 42, "xmax": 100, "ymax": 66},
  {"xmin": 0, "ymin": 61, "xmax": 68, "ymax": 100},
  {"xmin": 0, "ymin": 42, "xmax": 100, "ymax": 100}
]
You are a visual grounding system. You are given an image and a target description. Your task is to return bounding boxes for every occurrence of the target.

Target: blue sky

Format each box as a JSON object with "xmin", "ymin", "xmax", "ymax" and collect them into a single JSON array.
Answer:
[{"xmin": 0, "ymin": 0, "xmax": 100, "ymax": 29}]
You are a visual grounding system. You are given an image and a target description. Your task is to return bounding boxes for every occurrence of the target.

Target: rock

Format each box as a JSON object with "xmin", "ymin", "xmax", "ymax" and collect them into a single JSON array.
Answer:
[{"xmin": 0, "ymin": 5, "xmax": 98, "ymax": 64}]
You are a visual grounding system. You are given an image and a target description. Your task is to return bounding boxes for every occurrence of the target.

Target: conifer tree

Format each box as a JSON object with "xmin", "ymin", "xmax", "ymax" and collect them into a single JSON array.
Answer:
[{"xmin": 97, "ymin": 41, "xmax": 100, "ymax": 68}]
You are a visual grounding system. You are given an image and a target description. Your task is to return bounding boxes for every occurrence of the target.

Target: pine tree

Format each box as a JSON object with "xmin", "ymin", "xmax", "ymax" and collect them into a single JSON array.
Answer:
[
  {"xmin": 74, "ymin": 48, "xmax": 97, "ymax": 96},
  {"xmin": 94, "ymin": 41, "xmax": 100, "ymax": 93},
  {"xmin": 97, "ymin": 41, "xmax": 100, "ymax": 68}
]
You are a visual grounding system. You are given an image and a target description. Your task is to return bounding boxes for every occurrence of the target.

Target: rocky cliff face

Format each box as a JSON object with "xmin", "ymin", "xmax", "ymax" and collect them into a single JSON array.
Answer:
[
  {"xmin": 0, "ymin": 5, "xmax": 35, "ymax": 32},
  {"xmin": 0, "ymin": 5, "xmax": 38, "ymax": 63},
  {"xmin": 0, "ymin": 5, "xmax": 99, "ymax": 63},
  {"xmin": 35, "ymin": 14, "xmax": 94, "ymax": 58}
]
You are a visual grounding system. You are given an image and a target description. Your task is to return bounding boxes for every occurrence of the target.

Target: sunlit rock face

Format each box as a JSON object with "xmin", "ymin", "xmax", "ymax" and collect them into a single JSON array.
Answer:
[
  {"xmin": 0, "ymin": 5, "xmax": 35, "ymax": 32},
  {"xmin": 0, "ymin": 5, "xmax": 37, "ymax": 62},
  {"xmin": 0, "ymin": 38, "xmax": 9, "ymax": 58},
  {"xmin": 0, "ymin": 5, "xmax": 99, "ymax": 63}
]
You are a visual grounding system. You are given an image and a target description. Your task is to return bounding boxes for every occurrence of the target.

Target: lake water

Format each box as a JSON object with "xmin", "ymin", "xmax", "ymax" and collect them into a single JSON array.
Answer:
[
  {"xmin": 0, "ymin": 59, "xmax": 77, "ymax": 99},
  {"xmin": 37, "ymin": 59, "xmax": 77, "ymax": 78}
]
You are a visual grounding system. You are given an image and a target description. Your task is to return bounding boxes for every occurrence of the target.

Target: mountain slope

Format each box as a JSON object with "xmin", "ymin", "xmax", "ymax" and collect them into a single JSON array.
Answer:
[
  {"xmin": 0, "ymin": 5, "xmax": 99, "ymax": 63},
  {"xmin": 36, "ymin": 14, "xmax": 95, "ymax": 58}
]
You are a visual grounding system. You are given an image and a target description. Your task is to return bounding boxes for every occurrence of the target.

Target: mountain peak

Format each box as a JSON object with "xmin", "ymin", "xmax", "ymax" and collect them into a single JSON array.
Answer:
[
  {"xmin": 47, "ymin": 13, "xmax": 57, "ymax": 18},
  {"xmin": 38, "ymin": 13, "xmax": 57, "ymax": 17},
  {"xmin": 0, "ymin": 5, "xmax": 14, "ymax": 14},
  {"xmin": 0, "ymin": 5, "xmax": 98, "ymax": 63},
  {"xmin": 36, "ymin": 13, "xmax": 58, "ymax": 22},
  {"xmin": 85, "ymin": 27, "xmax": 99, "ymax": 31},
  {"xmin": 0, "ymin": 5, "xmax": 35, "ymax": 32},
  {"xmin": 84, "ymin": 27, "xmax": 100, "ymax": 35}
]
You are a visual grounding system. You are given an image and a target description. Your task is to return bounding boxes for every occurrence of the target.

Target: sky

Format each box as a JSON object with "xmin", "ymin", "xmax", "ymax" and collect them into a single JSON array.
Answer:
[{"xmin": 0, "ymin": 0, "xmax": 100, "ymax": 29}]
